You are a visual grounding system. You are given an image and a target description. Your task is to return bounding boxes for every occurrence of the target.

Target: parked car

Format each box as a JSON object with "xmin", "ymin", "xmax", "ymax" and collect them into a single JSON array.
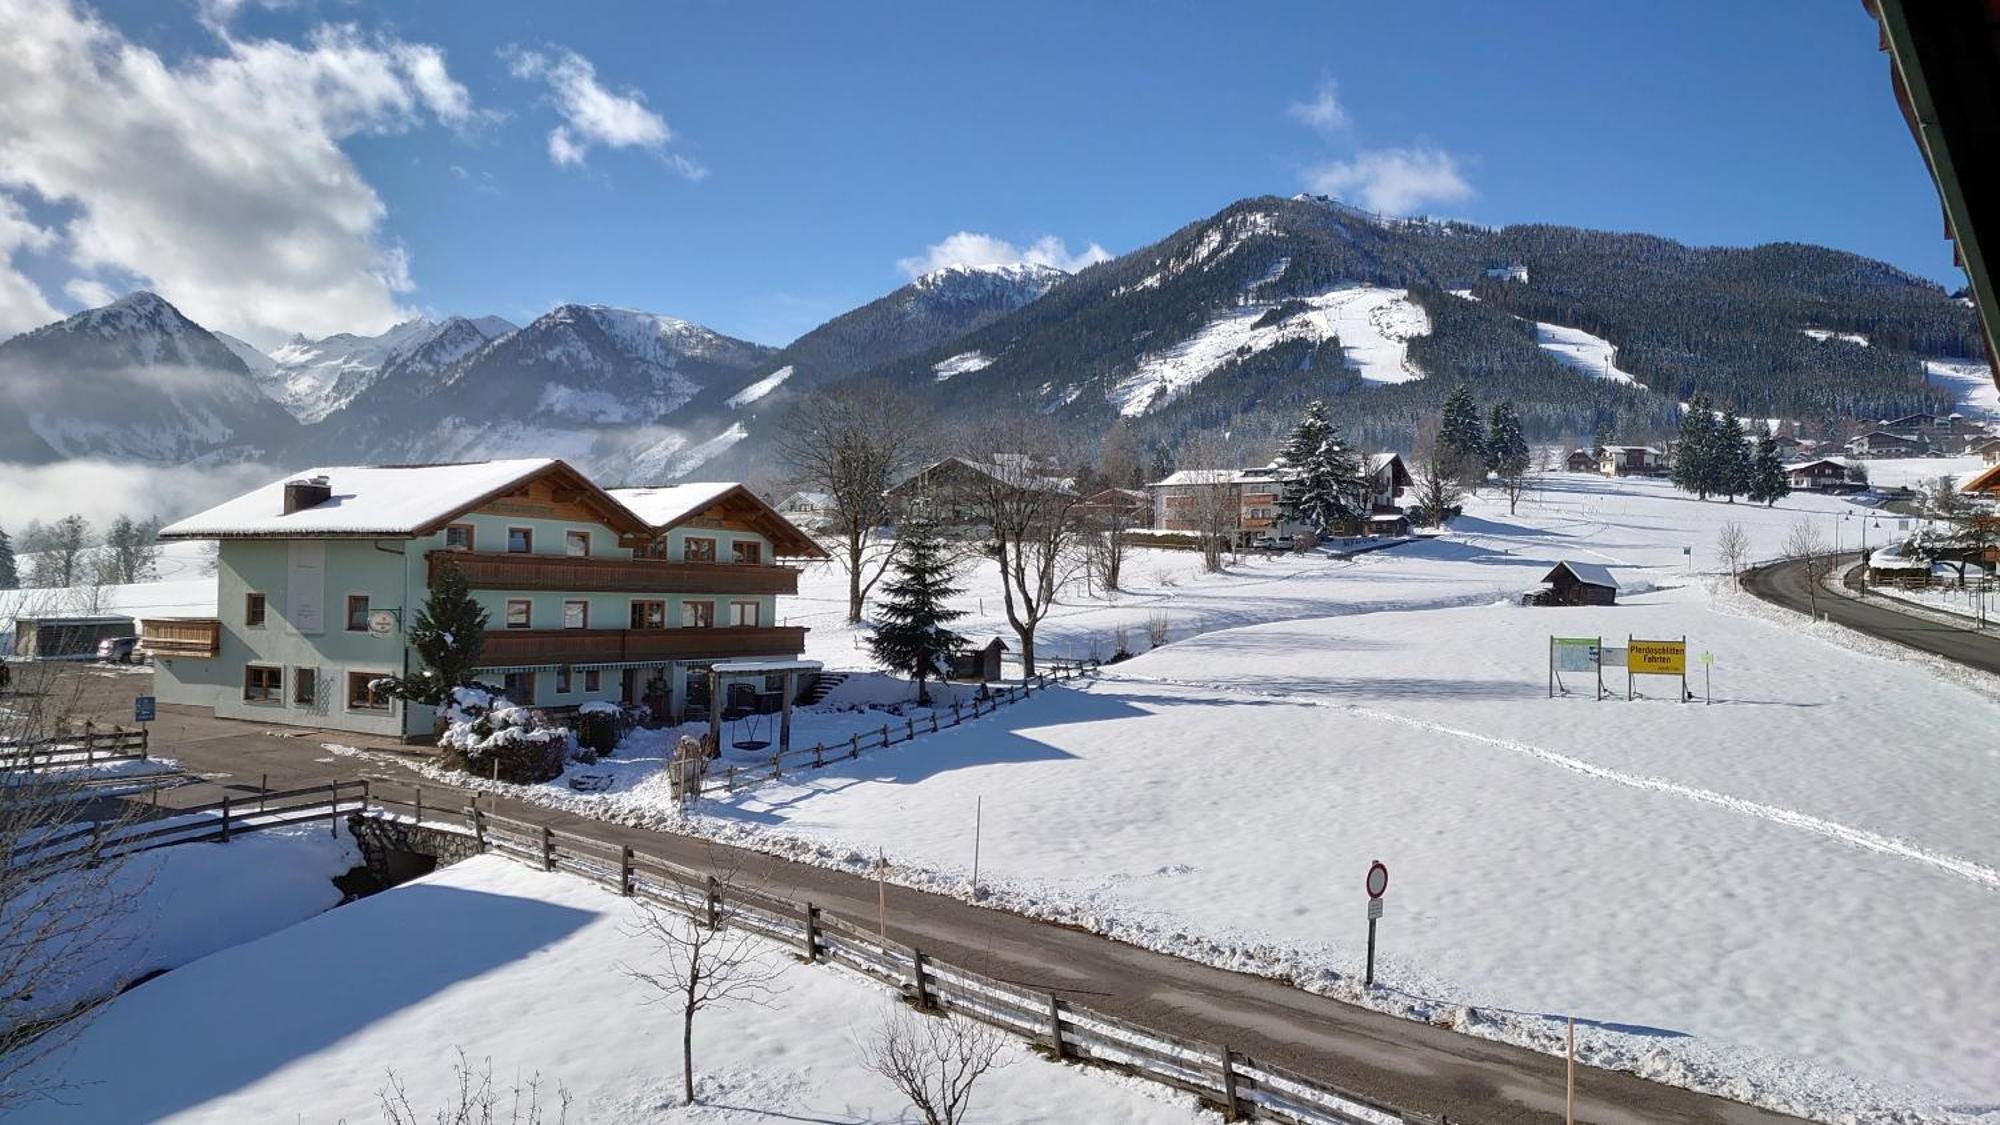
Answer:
[
  {"xmin": 95, "ymin": 635, "xmax": 141, "ymax": 664},
  {"xmin": 1251, "ymin": 534, "xmax": 1295, "ymax": 551}
]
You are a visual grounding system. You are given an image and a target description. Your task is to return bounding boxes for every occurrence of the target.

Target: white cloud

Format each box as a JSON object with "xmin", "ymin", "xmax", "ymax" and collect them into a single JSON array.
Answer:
[
  {"xmin": 504, "ymin": 45, "xmax": 695, "ymax": 175},
  {"xmin": 897, "ymin": 232, "xmax": 1111, "ymax": 279},
  {"xmin": 0, "ymin": 0, "xmax": 480, "ymax": 347},
  {"xmin": 1303, "ymin": 145, "xmax": 1474, "ymax": 216},
  {"xmin": 0, "ymin": 195, "xmax": 59, "ymax": 336},
  {"xmin": 1287, "ymin": 78, "xmax": 1349, "ymax": 135},
  {"xmin": 62, "ymin": 278, "xmax": 116, "ymax": 307}
]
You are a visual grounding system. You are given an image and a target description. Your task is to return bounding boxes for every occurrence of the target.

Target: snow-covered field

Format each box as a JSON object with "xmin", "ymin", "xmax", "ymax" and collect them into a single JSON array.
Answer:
[
  {"xmin": 1925, "ymin": 358, "xmax": 1999, "ymax": 421},
  {"xmin": 13, "ymin": 855, "xmax": 1214, "ymax": 1124},
  {"xmin": 661, "ymin": 475, "xmax": 2000, "ymax": 1122}
]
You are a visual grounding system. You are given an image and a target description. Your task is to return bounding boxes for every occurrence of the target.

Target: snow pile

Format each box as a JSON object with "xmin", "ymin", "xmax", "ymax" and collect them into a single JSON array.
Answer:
[
  {"xmin": 6, "ymin": 856, "xmax": 1215, "ymax": 1124},
  {"xmin": 438, "ymin": 688, "xmax": 573, "ymax": 761},
  {"xmin": 726, "ymin": 364, "xmax": 794, "ymax": 408},
  {"xmin": 1107, "ymin": 286, "xmax": 1429, "ymax": 416},
  {"xmin": 1802, "ymin": 328, "xmax": 1870, "ymax": 347},
  {"xmin": 1534, "ymin": 322, "xmax": 1642, "ymax": 386},
  {"xmin": 932, "ymin": 351, "xmax": 994, "ymax": 381}
]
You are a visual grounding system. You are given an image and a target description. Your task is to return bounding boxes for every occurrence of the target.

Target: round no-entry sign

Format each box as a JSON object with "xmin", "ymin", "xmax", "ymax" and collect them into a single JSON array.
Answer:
[{"xmin": 1365, "ymin": 860, "xmax": 1389, "ymax": 899}]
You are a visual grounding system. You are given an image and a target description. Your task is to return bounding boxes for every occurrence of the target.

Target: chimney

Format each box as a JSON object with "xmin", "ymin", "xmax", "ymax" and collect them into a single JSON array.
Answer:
[{"xmin": 283, "ymin": 475, "xmax": 331, "ymax": 515}]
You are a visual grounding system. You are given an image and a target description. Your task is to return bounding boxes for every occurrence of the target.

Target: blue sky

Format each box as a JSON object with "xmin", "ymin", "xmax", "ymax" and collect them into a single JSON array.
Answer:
[{"xmin": 0, "ymin": 0, "xmax": 1959, "ymax": 348}]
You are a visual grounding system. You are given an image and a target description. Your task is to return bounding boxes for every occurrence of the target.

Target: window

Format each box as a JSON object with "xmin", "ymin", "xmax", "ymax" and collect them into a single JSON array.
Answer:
[
  {"xmin": 584, "ymin": 669, "xmax": 600, "ymax": 692},
  {"xmin": 731, "ymin": 540, "xmax": 762, "ymax": 565},
  {"xmin": 346, "ymin": 594, "xmax": 370, "ymax": 632},
  {"xmin": 630, "ymin": 600, "xmax": 666, "ymax": 629},
  {"xmin": 563, "ymin": 599, "xmax": 589, "ymax": 629},
  {"xmin": 682, "ymin": 600, "xmax": 715, "ymax": 628},
  {"xmin": 294, "ymin": 668, "xmax": 316, "ymax": 707},
  {"xmin": 243, "ymin": 664, "xmax": 282, "ymax": 703},
  {"xmin": 507, "ymin": 526, "xmax": 533, "ymax": 553},
  {"xmin": 444, "ymin": 523, "xmax": 474, "ymax": 551},
  {"xmin": 245, "ymin": 592, "xmax": 266, "ymax": 628},
  {"xmin": 683, "ymin": 536, "xmax": 717, "ymax": 563},
  {"xmin": 505, "ymin": 599, "xmax": 532, "ymax": 629},
  {"xmin": 729, "ymin": 601, "xmax": 761, "ymax": 627},
  {"xmin": 502, "ymin": 671, "xmax": 535, "ymax": 703},
  {"xmin": 555, "ymin": 666, "xmax": 572, "ymax": 694},
  {"xmin": 347, "ymin": 672, "xmax": 389, "ymax": 711},
  {"xmin": 564, "ymin": 530, "xmax": 591, "ymax": 557}
]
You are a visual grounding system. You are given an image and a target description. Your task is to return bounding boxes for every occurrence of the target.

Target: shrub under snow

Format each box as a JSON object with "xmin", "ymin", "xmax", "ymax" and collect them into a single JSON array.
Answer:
[{"xmin": 437, "ymin": 686, "xmax": 576, "ymax": 783}]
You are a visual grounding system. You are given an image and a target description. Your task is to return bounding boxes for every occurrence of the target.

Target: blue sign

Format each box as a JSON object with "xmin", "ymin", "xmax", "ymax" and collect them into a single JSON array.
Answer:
[{"xmin": 133, "ymin": 695, "xmax": 156, "ymax": 722}]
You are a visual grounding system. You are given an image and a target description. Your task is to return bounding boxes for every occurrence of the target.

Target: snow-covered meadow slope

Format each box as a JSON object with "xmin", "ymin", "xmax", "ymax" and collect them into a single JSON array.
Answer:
[
  {"xmin": 14, "ymin": 856, "xmax": 1216, "ymax": 1124},
  {"xmin": 706, "ymin": 475, "xmax": 2000, "ymax": 1121}
]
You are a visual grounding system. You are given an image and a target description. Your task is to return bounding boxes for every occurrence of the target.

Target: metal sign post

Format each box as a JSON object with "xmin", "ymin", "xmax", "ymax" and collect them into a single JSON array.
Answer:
[
  {"xmin": 1363, "ymin": 861, "xmax": 1388, "ymax": 987},
  {"xmin": 1700, "ymin": 651, "xmax": 1714, "ymax": 705},
  {"xmin": 133, "ymin": 695, "xmax": 154, "ymax": 746}
]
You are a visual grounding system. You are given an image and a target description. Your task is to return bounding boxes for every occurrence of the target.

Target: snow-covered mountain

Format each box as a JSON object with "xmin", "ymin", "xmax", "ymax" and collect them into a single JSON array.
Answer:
[
  {"xmin": 261, "ymin": 316, "xmax": 515, "ymax": 423},
  {"xmin": 306, "ymin": 303, "xmax": 775, "ymax": 477},
  {"xmin": 0, "ymin": 292, "xmax": 298, "ymax": 463}
]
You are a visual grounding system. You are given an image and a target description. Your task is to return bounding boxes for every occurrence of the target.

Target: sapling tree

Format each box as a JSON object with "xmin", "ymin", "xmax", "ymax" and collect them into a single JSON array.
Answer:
[
  {"xmin": 858, "ymin": 1005, "xmax": 1008, "ymax": 1125},
  {"xmin": 868, "ymin": 507, "xmax": 967, "ymax": 705}
]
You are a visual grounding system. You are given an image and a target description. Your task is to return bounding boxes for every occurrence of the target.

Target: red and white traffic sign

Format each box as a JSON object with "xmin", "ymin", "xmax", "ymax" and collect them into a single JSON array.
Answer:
[{"xmin": 1365, "ymin": 860, "xmax": 1389, "ymax": 899}]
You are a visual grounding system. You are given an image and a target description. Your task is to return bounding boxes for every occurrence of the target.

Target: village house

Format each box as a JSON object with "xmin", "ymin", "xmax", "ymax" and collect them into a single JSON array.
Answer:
[
  {"xmin": 1565, "ymin": 448, "xmax": 1600, "ymax": 473},
  {"xmin": 1845, "ymin": 430, "xmax": 1927, "ymax": 458},
  {"xmin": 885, "ymin": 454, "xmax": 1074, "ymax": 529},
  {"xmin": 144, "ymin": 460, "xmax": 827, "ymax": 741},
  {"xmin": 1599, "ymin": 445, "xmax": 1669, "ymax": 477},
  {"xmin": 1076, "ymin": 487, "xmax": 1151, "ymax": 526},
  {"xmin": 1150, "ymin": 454, "xmax": 1408, "ymax": 544},
  {"xmin": 776, "ymin": 490, "xmax": 837, "ymax": 528},
  {"xmin": 1784, "ymin": 458, "xmax": 1858, "ymax": 492},
  {"xmin": 1364, "ymin": 453, "xmax": 1413, "ymax": 514},
  {"xmin": 1977, "ymin": 437, "xmax": 2000, "ymax": 465}
]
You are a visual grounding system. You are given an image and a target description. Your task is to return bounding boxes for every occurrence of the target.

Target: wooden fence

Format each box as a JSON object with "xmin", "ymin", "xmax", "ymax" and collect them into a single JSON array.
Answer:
[
  {"xmin": 8, "ymin": 780, "xmax": 368, "ymax": 874},
  {"xmin": 695, "ymin": 662, "xmax": 1099, "ymax": 798},
  {"xmin": 357, "ymin": 796, "xmax": 1441, "ymax": 1125},
  {"xmin": 0, "ymin": 726, "xmax": 149, "ymax": 772}
]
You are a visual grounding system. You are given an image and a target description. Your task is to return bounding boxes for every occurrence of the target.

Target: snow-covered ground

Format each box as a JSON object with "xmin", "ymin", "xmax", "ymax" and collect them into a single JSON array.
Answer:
[
  {"xmin": 13, "ymin": 855, "xmax": 1215, "ymax": 1124},
  {"xmin": 932, "ymin": 350, "xmax": 993, "ymax": 380},
  {"xmin": 1107, "ymin": 285, "xmax": 1428, "ymax": 416},
  {"xmin": 725, "ymin": 364, "xmax": 793, "ymax": 408},
  {"xmin": 660, "ymin": 475, "xmax": 2000, "ymax": 1121},
  {"xmin": 1924, "ymin": 358, "xmax": 1998, "ymax": 421},
  {"xmin": 1534, "ymin": 321, "xmax": 1642, "ymax": 386},
  {"xmin": 1850, "ymin": 453, "xmax": 1988, "ymax": 492}
]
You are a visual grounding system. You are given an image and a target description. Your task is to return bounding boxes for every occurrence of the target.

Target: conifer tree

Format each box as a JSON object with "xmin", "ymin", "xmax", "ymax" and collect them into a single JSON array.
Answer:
[
  {"xmin": 1716, "ymin": 410, "xmax": 1753, "ymax": 503},
  {"xmin": 0, "ymin": 527, "xmax": 14, "ymax": 590},
  {"xmin": 1748, "ymin": 432, "xmax": 1790, "ymax": 507},
  {"xmin": 375, "ymin": 555, "xmax": 488, "ymax": 707},
  {"xmin": 1438, "ymin": 384, "xmax": 1487, "ymax": 487},
  {"xmin": 1486, "ymin": 400, "xmax": 1530, "ymax": 476},
  {"xmin": 868, "ymin": 508, "xmax": 967, "ymax": 705},
  {"xmin": 1277, "ymin": 399, "xmax": 1365, "ymax": 533},
  {"xmin": 1672, "ymin": 395, "xmax": 1717, "ymax": 500}
]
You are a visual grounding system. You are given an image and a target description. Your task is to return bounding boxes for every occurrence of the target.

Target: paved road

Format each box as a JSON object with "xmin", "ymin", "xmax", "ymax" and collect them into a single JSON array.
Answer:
[
  {"xmin": 1741, "ymin": 555, "xmax": 2000, "ymax": 675},
  {"xmin": 58, "ymin": 669, "xmax": 1799, "ymax": 1125}
]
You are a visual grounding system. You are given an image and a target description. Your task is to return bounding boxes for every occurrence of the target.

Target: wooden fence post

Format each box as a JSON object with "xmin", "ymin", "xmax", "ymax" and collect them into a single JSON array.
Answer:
[
  {"xmin": 620, "ymin": 846, "xmax": 634, "ymax": 896},
  {"xmin": 910, "ymin": 948, "xmax": 931, "ymax": 1009},
  {"xmin": 880, "ymin": 723, "xmax": 889, "ymax": 747},
  {"xmin": 468, "ymin": 804, "xmax": 486, "ymax": 849},
  {"xmin": 771, "ymin": 752, "xmax": 782, "ymax": 781},
  {"xmin": 952, "ymin": 700, "xmax": 961, "ymax": 724},
  {"xmin": 905, "ymin": 717, "xmax": 914, "ymax": 741},
  {"xmin": 929, "ymin": 713, "xmax": 939, "ymax": 733},
  {"xmin": 1046, "ymin": 993, "xmax": 1066, "ymax": 1058},
  {"xmin": 813, "ymin": 743, "xmax": 824, "ymax": 768},
  {"xmin": 802, "ymin": 902, "xmax": 819, "ymax": 962},
  {"xmin": 540, "ymin": 825, "xmax": 554, "ymax": 871},
  {"xmin": 1218, "ymin": 1045, "xmax": 1240, "ymax": 1121},
  {"xmin": 259, "ymin": 773, "xmax": 267, "ymax": 813},
  {"xmin": 849, "ymin": 733, "xmax": 860, "ymax": 760},
  {"xmin": 220, "ymin": 795, "xmax": 231, "ymax": 843},
  {"xmin": 329, "ymin": 782, "xmax": 339, "ymax": 837}
]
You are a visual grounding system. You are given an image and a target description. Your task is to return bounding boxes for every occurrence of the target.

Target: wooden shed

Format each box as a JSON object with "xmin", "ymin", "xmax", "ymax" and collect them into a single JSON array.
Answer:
[
  {"xmin": 1530, "ymin": 562, "xmax": 1619, "ymax": 607},
  {"xmin": 949, "ymin": 637, "xmax": 1009, "ymax": 682},
  {"xmin": 8, "ymin": 615, "xmax": 134, "ymax": 659}
]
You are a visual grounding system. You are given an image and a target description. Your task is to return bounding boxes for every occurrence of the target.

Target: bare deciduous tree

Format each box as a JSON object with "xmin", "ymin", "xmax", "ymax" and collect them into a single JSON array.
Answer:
[
  {"xmin": 1784, "ymin": 519, "xmax": 1829, "ymax": 618},
  {"xmin": 621, "ymin": 864, "xmax": 787, "ymax": 1106},
  {"xmin": 1172, "ymin": 430, "xmax": 1239, "ymax": 573},
  {"xmin": 0, "ymin": 642, "xmax": 147, "ymax": 1111},
  {"xmin": 953, "ymin": 418, "xmax": 1092, "ymax": 675},
  {"xmin": 774, "ymin": 382, "xmax": 933, "ymax": 623},
  {"xmin": 857, "ymin": 1005, "xmax": 1009, "ymax": 1125},
  {"xmin": 22, "ymin": 516, "xmax": 92, "ymax": 589},
  {"xmin": 378, "ymin": 1049, "xmax": 570, "ymax": 1125},
  {"xmin": 1409, "ymin": 423, "xmax": 1464, "ymax": 530},
  {"xmin": 1715, "ymin": 521, "xmax": 1750, "ymax": 578}
]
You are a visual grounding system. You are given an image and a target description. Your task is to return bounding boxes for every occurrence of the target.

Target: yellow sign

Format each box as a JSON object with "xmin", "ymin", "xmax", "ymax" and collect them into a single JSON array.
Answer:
[{"xmin": 1628, "ymin": 639, "xmax": 1686, "ymax": 675}]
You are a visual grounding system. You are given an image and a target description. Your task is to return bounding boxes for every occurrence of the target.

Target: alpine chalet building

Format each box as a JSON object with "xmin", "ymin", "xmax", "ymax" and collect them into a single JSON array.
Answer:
[{"xmin": 145, "ymin": 460, "xmax": 826, "ymax": 740}]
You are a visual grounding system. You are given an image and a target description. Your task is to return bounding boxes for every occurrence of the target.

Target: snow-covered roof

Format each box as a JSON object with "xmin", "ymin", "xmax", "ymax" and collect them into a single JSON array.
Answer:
[
  {"xmin": 1867, "ymin": 545, "xmax": 1929, "ymax": 571},
  {"xmin": 608, "ymin": 482, "xmax": 741, "ymax": 528},
  {"xmin": 1150, "ymin": 469, "xmax": 1262, "ymax": 487},
  {"xmin": 1544, "ymin": 560, "xmax": 1620, "ymax": 589},
  {"xmin": 158, "ymin": 459, "xmax": 613, "ymax": 539},
  {"xmin": 1783, "ymin": 459, "xmax": 1848, "ymax": 472}
]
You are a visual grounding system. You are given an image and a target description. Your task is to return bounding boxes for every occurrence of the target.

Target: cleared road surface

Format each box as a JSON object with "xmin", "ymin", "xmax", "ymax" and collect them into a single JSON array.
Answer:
[{"xmin": 1741, "ymin": 555, "xmax": 2000, "ymax": 676}]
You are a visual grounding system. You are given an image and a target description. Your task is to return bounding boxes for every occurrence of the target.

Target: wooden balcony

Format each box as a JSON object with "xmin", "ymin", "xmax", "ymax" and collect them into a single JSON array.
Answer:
[
  {"xmin": 430, "ymin": 550, "xmax": 801, "ymax": 596},
  {"xmin": 478, "ymin": 625, "xmax": 808, "ymax": 668},
  {"xmin": 140, "ymin": 618, "xmax": 220, "ymax": 658}
]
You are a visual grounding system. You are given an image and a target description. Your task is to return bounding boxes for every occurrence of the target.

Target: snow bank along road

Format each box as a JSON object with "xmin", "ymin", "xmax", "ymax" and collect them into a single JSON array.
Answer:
[
  {"xmin": 1741, "ymin": 554, "xmax": 2000, "ymax": 677},
  {"xmin": 71, "ymin": 678, "xmax": 1795, "ymax": 1125}
]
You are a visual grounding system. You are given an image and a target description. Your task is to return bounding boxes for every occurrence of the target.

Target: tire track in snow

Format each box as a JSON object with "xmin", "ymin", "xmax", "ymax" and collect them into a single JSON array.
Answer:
[{"xmin": 1097, "ymin": 670, "xmax": 2000, "ymax": 892}]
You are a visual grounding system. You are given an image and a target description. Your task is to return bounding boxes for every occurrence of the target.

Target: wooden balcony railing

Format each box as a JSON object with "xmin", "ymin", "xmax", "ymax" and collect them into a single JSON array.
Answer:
[
  {"xmin": 478, "ymin": 625, "xmax": 809, "ymax": 668},
  {"xmin": 430, "ymin": 551, "xmax": 801, "ymax": 597},
  {"xmin": 140, "ymin": 618, "xmax": 220, "ymax": 658}
]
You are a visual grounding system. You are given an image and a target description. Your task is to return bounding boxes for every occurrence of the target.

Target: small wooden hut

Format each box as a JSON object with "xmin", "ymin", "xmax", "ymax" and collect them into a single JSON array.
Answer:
[{"xmin": 1530, "ymin": 561, "xmax": 1619, "ymax": 607}]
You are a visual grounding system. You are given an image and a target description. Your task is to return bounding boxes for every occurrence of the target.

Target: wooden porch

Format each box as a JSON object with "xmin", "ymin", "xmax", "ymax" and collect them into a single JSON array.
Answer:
[
  {"xmin": 479, "ymin": 625, "xmax": 808, "ymax": 667},
  {"xmin": 431, "ymin": 550, "xmax": 802, "ymax": 596},
  {"xmin": 139, "ymin": 618, "xmax": 220, "ymax": 658}
]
